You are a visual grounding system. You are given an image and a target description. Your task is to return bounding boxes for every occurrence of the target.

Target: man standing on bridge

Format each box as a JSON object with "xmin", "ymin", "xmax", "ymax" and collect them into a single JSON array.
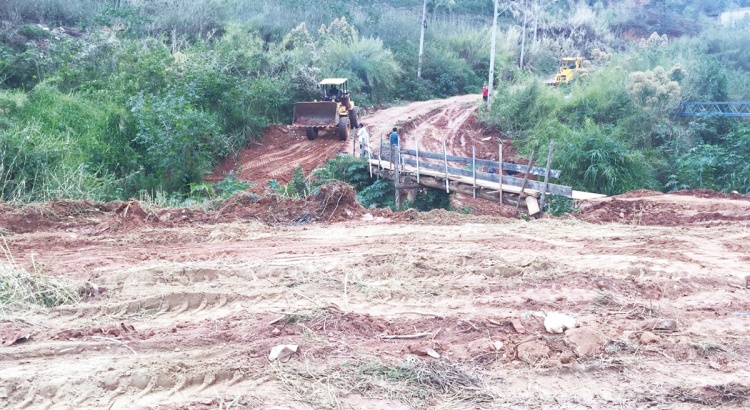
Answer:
[
  {"xmin": 389, "ymin": 127, "xmax": 400, "ymax": 167},
  {"xmin": 357, "ymin": 122, "xmax": 370, "ymax": 158}
]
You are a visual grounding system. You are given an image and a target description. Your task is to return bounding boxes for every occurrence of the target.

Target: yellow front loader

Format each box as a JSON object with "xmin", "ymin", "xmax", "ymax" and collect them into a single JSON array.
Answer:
[
  {"xmin": 545, "ymin": 57, "xmax": 584, "ymax": 86},
  {"xmin": 292, "ymin": 78, "xmax": 358, "ymax": 141}
]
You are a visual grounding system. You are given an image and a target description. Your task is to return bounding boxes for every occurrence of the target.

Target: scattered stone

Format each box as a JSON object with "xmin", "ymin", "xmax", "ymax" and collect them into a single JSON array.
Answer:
[
  {"xmin": 559, "ymin": 351, "xmax": 575, "ymax": 364},
  {"xmin": 544, "ymin": 312, "xmax": 576, "ymax": 334},
  {"xmin": 268, "ymin": 344, "xmax": 298, "ymax": 362},
  {"xmin": 566, "ymin": 328, "xmax": 606, "ymax": 359},
  {"xmin": 271, "ymin": 327, "xmax": 281, "ymax": 336},
  {"xmin": 2, "ymin": 331, "xmax": 32, "ymax": 346},
  {"xmin": 408, "ymin": 345, "xmax": 434, "ymax": 357},
  {"xmin": 511, "ymin": 319, "xmax": 526, "ymax": 334},
  {"xmin": 651, "ymin": 319, "xmax": 678, "ymax": 333},
  {"xmin": 492, "ymin": 341, "xmax": 504, "ymax": 351},
  {"xmin": 409, "ymin": 345, "xmax": 440, "ymax": 359},
  {"xmin": 517, "ymin": 340, "xmax": 550, "ymax": 364},
  {"xmin": 639, "ymin": 331, "xmax": 659, "ymax": 345}
]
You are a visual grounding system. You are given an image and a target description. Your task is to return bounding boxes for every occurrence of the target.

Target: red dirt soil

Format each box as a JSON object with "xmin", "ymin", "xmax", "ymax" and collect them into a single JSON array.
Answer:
[{"xmin": 1, "ymin": 95, "xmax": 749, "ymax": 410}]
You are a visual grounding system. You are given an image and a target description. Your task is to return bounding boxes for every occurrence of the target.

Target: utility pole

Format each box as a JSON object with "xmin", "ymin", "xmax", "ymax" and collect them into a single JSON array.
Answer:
[
  {"xmin": 417, "ymin": 0, "xmax": 428, "ymax": 78},
  {"xmin": 520, "ymin": 0, "xmax": 529, "ymax": 69},
  {"xmin": 487, "ymin": 0, "xmax": 499, "ymax": 109}
]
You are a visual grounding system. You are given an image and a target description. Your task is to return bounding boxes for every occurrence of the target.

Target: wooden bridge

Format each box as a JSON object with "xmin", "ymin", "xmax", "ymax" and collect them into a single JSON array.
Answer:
[{"xmin": 362, "ymin": 139, "xmax": 604, "ymax": 215}]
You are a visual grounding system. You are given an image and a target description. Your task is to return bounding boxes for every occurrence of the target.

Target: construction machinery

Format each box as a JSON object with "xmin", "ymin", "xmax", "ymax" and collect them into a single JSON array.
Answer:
[
  {"xmin": 292, "ymin": 78, "xmax": 358, "ymax": 141},
  {"xmin": 546, "ymin": 57, "xmax": 585, "ymax": 86}
]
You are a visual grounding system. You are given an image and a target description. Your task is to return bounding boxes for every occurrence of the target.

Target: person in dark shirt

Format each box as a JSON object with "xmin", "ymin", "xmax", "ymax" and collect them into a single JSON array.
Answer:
[{"xmin": 329, "ymin": 85, "xmax": 339, "ymax": 100}]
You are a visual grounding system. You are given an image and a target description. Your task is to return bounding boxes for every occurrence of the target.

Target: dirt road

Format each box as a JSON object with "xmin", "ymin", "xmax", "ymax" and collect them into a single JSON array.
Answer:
[{"xmin": 209, "ymin": 95, "xmax": 485, "ymax": 186}]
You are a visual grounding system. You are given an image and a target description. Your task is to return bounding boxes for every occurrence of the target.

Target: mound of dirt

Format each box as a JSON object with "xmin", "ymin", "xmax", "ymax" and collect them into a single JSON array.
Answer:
[
  {"xmin": 314, "ymin": 181, "xmax": 364, "ymax": 222},
  {"xmin": 216, "ymin": 182, "xmax": 364, "ymax": 225},
  {"xmin": 0, "ymin": 199, "xmax": 114, "ymax": 233},
  {"xmin": 575, "ymin": 189, "xmax": 750, "ymax": 226}
]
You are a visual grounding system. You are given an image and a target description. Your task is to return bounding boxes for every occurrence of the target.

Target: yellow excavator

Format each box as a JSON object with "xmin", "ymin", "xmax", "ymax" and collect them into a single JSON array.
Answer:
[
  {"xmin": 546, "ymin": 57, "xmax": 585, "ymax": 86},
  {"xmin": 292, "ymin": 78, "xmax": 358, "ymax": 141}
]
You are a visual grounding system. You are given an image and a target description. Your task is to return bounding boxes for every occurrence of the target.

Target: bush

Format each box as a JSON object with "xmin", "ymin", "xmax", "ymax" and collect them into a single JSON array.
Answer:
[
  {"xmin": 128, "ymin": 91, "xmax": 228, "ymax": 193},
  {"xmin": 0, "ymin": 84, "xmax": 130, "ymax": 202},
  {"xmin": 555, "ymin": 122, "xmax": 656, "ymax": 195}
]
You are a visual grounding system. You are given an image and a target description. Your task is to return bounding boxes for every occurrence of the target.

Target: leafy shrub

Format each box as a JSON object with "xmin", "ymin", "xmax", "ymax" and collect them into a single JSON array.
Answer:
[
  {"xmin": 357, "ymin": 178, "xmax": 394, "ymax": 208},
  {"xmin": 128, "ymin": 91, "xmax": 227, "ymax": 193},
  {"xmin": 545, "ymin": 194, "xmax": 578, "ymax": 217},
  {"xmin": 555, "ymin": 123, "xmax": 656, "ymax": 195},
  {"xmin": 673, "ymin": 124, "xmax": 750, "ymax": 193}
]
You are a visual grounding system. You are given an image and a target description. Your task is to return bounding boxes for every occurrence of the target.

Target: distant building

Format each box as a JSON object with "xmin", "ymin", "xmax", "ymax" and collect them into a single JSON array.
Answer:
[{"xmin": 719, "ymin": 8, "xmax": 750, "ymax": 27}]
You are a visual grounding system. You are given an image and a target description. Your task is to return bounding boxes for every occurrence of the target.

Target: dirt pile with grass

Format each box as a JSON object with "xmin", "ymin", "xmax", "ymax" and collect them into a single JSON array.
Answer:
[{"xmin": 0, "ymin": 184, "xmax": 366, "ymax": 235}]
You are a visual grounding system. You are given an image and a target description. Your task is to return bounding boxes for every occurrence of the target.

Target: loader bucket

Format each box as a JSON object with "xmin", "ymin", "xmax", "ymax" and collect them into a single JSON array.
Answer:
[{"xmin": 293, "ymin": 102, "xmax": 339, "ymax": 127}]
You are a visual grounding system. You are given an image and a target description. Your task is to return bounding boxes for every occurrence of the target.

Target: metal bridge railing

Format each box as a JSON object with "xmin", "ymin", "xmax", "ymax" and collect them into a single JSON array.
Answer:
[{"xmin": 678, "ymin": 101, "xmax": 750, "ymax": 118}]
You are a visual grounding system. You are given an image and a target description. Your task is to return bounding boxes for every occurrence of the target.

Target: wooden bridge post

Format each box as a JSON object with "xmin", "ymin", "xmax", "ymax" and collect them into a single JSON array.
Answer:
[
  {"xmin": 367, "ymin": 134, "xmax": 373, "ymax": 178},
  {"xmin": 539, "ymin": 140, "xmax": 555, "ymax": 213},
  {"xmin": 443, "ymin": 140, "xmax": 449, "ymax": 193},
  {"xmin": 472, "ymin": 146, "xmax": 477, "ymax": 199},
  {"xmin": 516, "ymin": 148, "xmax": 535, "ymax": 210},
  {"xmin": 378, "ymin": 134, "xmax": 383, "ymax": 179},
  {"xmin": 394, "ymin": 148, "xmax": 401, "ymax": 210},
  {"xmin": 498, "ymin": 143, "xmax": 503, "ymax": 203},
  {"xmin": 416, "ymin": 140, "xmax": 420, "ymax": 184}
]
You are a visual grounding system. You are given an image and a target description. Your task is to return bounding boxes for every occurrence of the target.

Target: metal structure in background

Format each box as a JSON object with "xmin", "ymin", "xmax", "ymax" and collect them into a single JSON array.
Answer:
[{"xmin": 678, "ymin": 101, "xmax": 750, "ymax": 118}]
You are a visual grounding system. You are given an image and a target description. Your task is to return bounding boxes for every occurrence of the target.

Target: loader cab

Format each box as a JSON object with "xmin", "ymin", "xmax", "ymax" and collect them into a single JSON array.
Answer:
[
  {"xmin": 560, "ymin": 58, "xmax": 582, "ymax": 71},
  {"xmin": 320, "ymin": 78, "xmax": 349, "ymax": 102}
]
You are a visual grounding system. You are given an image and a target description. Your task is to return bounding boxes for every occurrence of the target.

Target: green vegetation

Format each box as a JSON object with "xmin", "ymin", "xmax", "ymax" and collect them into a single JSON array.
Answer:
[
  {"xmin": 1, "ymin": 0, "xmax": 750, "ymax": 203},
  {"xmin": 269, "ymin": 155, "xmax": 451, "ymax": 211},
  {"xmin": 485, "ymin": 26, "xmax": 750, "ymax": 194}
]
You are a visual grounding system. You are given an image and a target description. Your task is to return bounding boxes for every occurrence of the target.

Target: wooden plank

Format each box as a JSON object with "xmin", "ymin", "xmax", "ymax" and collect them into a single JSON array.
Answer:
[
  {"xmin": 416, "ymin": 175, "xmax": 523, "ymax": 208},
  {"xmin": 526, "ymin": 196, "xmax": 541, "ymax": 215},
  {"xmin": 399, "ymin": 148, "xmax": 561, "ymax": 178},
  {"xmin": 399, "ymin": 157, "xmax": 572, "ymax": 196},
  {"xmin": 571, "ymin": 190, "xmax": 607, "ymax": 200},
  {"xmin": 373, "ymin": 159, "xmax": 538, "ymax": 197}
]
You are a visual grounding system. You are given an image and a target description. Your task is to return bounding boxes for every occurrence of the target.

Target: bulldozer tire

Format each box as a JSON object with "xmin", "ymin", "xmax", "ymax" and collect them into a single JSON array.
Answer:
[
  {"xmin": 348, "ymin": 109, "xmax": 359, "ymax": 129},
  {"xmin": 337, "ymin": 119, "xmax": 349, "ymax": 141},
  {"xmin": 306, "ymin": 127, "xmax": 318, "ymax": 141}
]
